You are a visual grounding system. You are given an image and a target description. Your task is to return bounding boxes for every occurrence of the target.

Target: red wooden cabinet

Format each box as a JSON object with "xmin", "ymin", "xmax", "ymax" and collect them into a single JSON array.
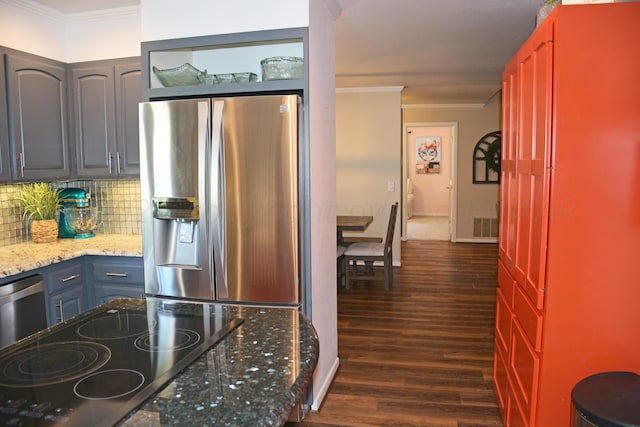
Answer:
[{"xmin": 494, "ymin": 3, "xmax": 640, "ymax": 426}]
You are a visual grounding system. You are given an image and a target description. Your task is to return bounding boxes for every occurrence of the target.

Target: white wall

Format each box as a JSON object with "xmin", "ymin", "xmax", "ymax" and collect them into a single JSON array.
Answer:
[
  {"xmin": 140, "ymin": 0, "xmax": 308, "ymax": 41},
  {"xmin": 308, "ymin": 0, "xmax": 339, "ymax": 411},
  {"xmin": 0, "ymin": 0, "xmax": 140, "ymax": 62},
  {"xmin": 0, "ymin": 0, "xmax": 66, "ymax": 60},
  {"xmin": 336, "ymin": 88, "xmax": 403, "ymax": 265},
  {"xmin": 65, "ymin": 8, "xmax": 141, "ymax": 62}
]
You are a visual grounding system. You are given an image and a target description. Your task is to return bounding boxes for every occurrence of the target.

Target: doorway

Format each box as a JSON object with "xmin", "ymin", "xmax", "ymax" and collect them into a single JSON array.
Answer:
[{"xmin": 402, "ymin": 122, "xmax": 457, "ymax": 241}]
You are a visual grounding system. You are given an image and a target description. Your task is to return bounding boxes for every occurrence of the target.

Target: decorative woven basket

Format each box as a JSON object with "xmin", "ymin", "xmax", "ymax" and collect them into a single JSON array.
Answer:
[{"xmin": 31, "ymin": 219, "xmax": 58, "ymax": 243}]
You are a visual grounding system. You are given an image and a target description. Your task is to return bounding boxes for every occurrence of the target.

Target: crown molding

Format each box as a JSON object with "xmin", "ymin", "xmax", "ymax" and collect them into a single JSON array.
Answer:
[
  {"xmin": 2, "ymin": 0, "xmax": 66, "ymax": 24},
  {"xmin": 336, "ymin": 86, "xmax": 404, "ymax": 94},
  {"xmin": 1, "ymin": 0, "xmax": 140, "ymax": 25},
  {"xmin": 66, "ymin": 6, "xmax": 140, "ymax": 24},
  {"xmin": 402, "ymin": 103, "xmax": 485, "ymax": 109}
]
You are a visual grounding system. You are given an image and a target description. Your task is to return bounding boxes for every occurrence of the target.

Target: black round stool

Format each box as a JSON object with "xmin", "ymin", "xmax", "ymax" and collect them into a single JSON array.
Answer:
[{"xmin": 572, "ymin": 371, "xmax": 640, "ymax": 427}]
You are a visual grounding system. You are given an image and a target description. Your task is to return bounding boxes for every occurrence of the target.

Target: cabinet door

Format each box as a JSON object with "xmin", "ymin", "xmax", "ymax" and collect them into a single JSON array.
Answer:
[
  {"xmin": 0, "ymin": 51, "xmax": 10, "ymax": 182},
  {"xmin": 48, "ymin": 286, "xmax": 85, "ymax": 326},
  {"xmin": 70, "ymin": 64, "xmax": 116, "ymax": 177},
  {"xmin": 94, "ymin": 284, "xmax": 144, "ymax": 306},
  {"xmin": 88, "ymin": 256, "xmax": 144, "ymax": 308},
  {"xmin": 5, "ymin": 51, "xmax": 71, "ymax": 180},
  {"xmin": 493, "ymin": 340, "xmax": 510, "ymax": 418},
  {"xmin": 509, "ymin": 318, "xmax": 541, "ymax": 427},
  {"xmin": 114, "ymin": 61, "xmax": 141, "ymax": 177},
  {"xmin": 89, "ymin": 256, "xmax": 144, "ymax": 285},
  {"xmin": 42, "ymin": 259, "xmax": 86, "ymax": 325},
  {"xmin": 499, "ymin": 62, "xmax": 518, "ymax": 271},
  {"xmin": 512, "ymin": 37, "xmax": 553, "ymax": 310},
  {"xmin": 43, "ymin": 259, "xmax": 84, "ymax": 294}
]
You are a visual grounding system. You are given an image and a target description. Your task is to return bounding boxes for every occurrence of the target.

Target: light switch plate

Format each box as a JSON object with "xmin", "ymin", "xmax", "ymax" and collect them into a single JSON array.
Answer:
[{"xmin": 387, "ymin": 181, "xmax": 395, "ymax": 192}]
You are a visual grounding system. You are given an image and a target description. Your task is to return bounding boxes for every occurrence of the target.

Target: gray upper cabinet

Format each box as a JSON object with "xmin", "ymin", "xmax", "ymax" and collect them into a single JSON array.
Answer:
[
  {"xmin": 0, "ymin": 52, "xmax": 10, "ymax": 182},
  {"xmin": 5, "ymin": 49, "xmax": 71, "ymax": 181},
  {"xmin": 70, "ymin": 63, "xmax": 115, "ymax": 177},
  {"xmin": 70, "ymin": 58, "xmax": 141, "ymax": 178},
  {"xmin": 114, "ymin": 61, "xmax": 141, "ymax": 177}
]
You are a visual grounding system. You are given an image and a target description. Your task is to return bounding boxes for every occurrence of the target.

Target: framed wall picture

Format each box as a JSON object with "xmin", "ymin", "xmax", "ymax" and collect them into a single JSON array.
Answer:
[
  {"xmin": 416, "ymin": 137, "xmax": 441, "ymax": 173},
  {"xmin": 416, "ymin": 137, "xmax": 441, "ymax": 163}
]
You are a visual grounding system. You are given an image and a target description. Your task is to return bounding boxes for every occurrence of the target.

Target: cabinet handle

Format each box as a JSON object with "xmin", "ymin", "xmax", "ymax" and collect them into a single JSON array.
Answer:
[
  {"xmin": 108, "ymin": 152, "xmax": 113, "ymax": 174},
  {"xmin": 57, "ymin": 299, "xmax": 64, "ymax": 322},
  {"xmin": 18, "ymin": 153, "xmax": 24, "ymax": 177},
  {"xmin": 116, "ymin": 151, "xmax": 122, "ymax": 174},
  {"xmin": 105, "ymin": 272, "xmax": 128, "ymax": 277},
  {"xmin": 61, "ymin": 274, "xmax": 80, "ymax": 282}
]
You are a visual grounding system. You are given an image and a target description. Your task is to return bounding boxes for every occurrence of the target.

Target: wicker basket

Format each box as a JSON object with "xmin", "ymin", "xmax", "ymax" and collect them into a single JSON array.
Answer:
[{"xmin": 31, "ymin": 219, "xmax": 58, "ymax": 243}]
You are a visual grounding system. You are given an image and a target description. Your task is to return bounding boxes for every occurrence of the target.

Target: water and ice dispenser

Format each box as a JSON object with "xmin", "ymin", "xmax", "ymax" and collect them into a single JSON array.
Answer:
[{"xmin": 152, "ymin": 197, "xmax": 201, "ymax": 268}]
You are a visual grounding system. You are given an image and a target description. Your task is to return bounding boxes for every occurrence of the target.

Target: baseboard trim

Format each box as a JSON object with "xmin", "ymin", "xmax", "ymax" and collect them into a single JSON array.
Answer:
[
  {"xmin": 455, "ymin": 237, "xmax": 498, "ymax": 243},
  {"xmin": 311, "ymin": 356, "xmax": 340, "ymax": 411},
  {"xmin": 411, "ymin": 213, "xmax": 449, "ymax": 217}
]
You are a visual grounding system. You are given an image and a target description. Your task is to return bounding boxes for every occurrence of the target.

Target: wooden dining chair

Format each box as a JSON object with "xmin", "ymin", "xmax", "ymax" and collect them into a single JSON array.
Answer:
[
  {"xmin": 337, "ymin": 244, "xmax": 347, "ymax": 288},
  {"xmin": 344, "ymin": 202, "xmax": 398, "ymax": 291}
]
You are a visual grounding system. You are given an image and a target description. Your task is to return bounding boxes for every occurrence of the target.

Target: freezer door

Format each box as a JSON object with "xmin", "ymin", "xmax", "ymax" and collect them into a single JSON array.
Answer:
[
  {"xmin": 139, "ymin": 99, "xmax": 215, "ymax": 300},
  {"xmin": 215, "ymin": 95, "xmax": 300, "ymax": 305}
]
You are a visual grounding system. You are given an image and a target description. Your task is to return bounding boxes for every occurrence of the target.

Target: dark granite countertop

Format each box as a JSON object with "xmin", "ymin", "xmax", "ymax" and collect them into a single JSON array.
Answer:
[
  {"xmin": 120, "ymin": 300, "xmax": 318, "ymax": 426},
  {"xmin": 0, "ymin": 298, "xmax": 319, "ymax": 427}
]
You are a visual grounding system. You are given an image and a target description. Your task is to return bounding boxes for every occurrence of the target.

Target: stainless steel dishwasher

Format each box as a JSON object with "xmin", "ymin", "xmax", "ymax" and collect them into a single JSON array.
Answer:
[{"xmin": 0, "ymin": 274, "xmax": 47, "ymax": 349}]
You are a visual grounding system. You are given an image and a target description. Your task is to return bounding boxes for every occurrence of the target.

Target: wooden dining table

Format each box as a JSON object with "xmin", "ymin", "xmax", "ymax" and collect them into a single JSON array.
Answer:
[{"xmin": 336, "ymin": 215, "xmax": 373, "ymax": 245}]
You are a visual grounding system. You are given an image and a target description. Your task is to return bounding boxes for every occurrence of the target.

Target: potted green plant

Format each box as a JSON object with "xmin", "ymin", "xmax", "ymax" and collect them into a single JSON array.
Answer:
[{"xmin": 16, "ymin": 182, "xmax": 62, "ymax": 243}]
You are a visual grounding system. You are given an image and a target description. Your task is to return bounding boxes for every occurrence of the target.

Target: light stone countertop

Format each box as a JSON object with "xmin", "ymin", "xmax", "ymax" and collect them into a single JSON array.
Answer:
[{"xmin": 0, "ymin": 234, "xmax": 143, "ymax": 280}]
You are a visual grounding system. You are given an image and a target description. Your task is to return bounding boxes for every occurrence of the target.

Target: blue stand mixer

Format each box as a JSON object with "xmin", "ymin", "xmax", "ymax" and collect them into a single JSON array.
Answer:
[{"xmin": 58, "ymin": 188, "xmax": 96, "ymax": 238}]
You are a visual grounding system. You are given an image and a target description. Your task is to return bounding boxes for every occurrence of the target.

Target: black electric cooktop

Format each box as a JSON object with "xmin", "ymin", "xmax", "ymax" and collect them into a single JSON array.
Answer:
[{"xmin": 0, "ymin": 298, "xmax": 242, "ymax": 427}]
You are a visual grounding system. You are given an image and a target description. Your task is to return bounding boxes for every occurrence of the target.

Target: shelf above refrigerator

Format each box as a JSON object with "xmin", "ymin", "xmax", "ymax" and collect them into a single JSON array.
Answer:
[{"xmin": 141, "ymin": 27, "xmax": 308, "ymax": 100}]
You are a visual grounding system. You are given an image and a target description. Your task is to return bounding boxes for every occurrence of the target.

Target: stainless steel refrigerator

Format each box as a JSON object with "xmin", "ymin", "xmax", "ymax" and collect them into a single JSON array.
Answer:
[{"xmin": 139, "ymin": 95, "xmax": 300, "ymax": 305}]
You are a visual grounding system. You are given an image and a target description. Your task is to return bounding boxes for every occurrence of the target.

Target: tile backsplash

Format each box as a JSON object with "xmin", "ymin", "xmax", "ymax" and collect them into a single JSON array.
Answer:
[{"xmin": 0, "ymin": 180, "xmax": 141, "ymax": 247}]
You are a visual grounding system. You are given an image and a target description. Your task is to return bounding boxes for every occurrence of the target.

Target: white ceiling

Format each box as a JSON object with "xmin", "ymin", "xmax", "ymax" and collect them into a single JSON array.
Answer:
[
  {"xmin": 335, "ymin": 0, "xmax": 541, "ymax": 104},
  {"xmin": 32, "ymin": 0, "xmax": 543, "ymax": 105}
]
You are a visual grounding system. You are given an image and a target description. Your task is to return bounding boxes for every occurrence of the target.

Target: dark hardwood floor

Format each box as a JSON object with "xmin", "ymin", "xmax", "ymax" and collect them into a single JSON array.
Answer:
[{"xmin": 290, "ymin": 240, "xmax": 503, "ymax": 427}]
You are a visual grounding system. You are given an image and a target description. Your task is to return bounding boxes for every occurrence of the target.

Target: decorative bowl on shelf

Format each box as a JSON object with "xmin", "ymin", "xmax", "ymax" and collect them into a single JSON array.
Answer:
[
  {"xmin": 202, "ymin": 72, "xmax": 259, "ymax": 85},
  {"xmin": 152, "ymin": 63, "xmax": 207, "ymax": 87},
  {"xmin": 260, "ymin": 57, "xmax": 303, "ymax": 81},
  {"xmin": 232, "ymin": 72, "xmax": 258, "ymax": 83},
  {"xmin": 214, "ymin": 73, "xmax": 235, "ymax": 84}
]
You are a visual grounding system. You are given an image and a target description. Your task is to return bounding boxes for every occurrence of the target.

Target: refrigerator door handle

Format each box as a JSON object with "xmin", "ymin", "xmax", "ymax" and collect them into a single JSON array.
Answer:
[{"xmin": 209, "ymin": 100, "xmax": 228, "ymax": 298}]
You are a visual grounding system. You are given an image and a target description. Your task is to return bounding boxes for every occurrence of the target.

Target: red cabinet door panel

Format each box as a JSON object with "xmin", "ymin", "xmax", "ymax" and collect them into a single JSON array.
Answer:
[
  {"xmin": 507, "ymin": 375, "xmax": 530, "ymax": 427},
  {"xmin": 499, "ymin": 65, "xmax": 518, "ymax": 272},
  {"xmin": 493, "ymin": 340, "xmax": 510, "ymax": 415},
  {"xmin": 513, "ymin": 284, "xmax": 544, "ymax": 352},
  {"xmin": 495, "ymin": 288, "xmax": 513, "ymax": 355},
  {"xmin": 513, "ymin": 38, "xmax": 552, "ymax": 311},
  {"xmin": 498, "ymin": 260, "xmax": 516, "ymax": 306},
  {"xmin": 509, "ymin": 319, "xmax": 540, "ymax": 426}
]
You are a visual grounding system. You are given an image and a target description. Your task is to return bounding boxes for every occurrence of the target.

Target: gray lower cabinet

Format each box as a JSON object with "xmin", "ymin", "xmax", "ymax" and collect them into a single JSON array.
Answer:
[
  {"xmin": 3, "ymin": 255, "xmax": 143, "ymax": 329},
  {"xmin": 88, "ymin": 256, "xmax": 144, "ymax": 305},
  {"xmin": 42, "ymin": 259, "xmax": 86, "ymax": 326},
  {"xmin": 69, "ymin": 58, "xmax": 141, "ymax": 178},
  {"xmin": 4, "ymin": 48, "xmax": 71, "ymax": 181}
]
